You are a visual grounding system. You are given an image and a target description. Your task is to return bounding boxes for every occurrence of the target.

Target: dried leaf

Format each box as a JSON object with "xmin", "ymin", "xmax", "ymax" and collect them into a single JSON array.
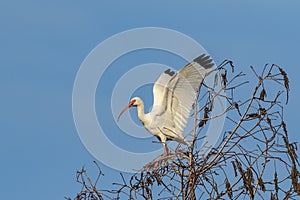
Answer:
[
  {"xmin": 198, "ymin": 120, "xmax": 206, "ymax": 127},
  {"xmin": 259, "ymin": 108, "xmax": 267, "ymax": 116},
  {"xmin": 233, "ymin": 102, "xmax": 242, "ymax": 116},
  {"xmin": 247, "ymin": 168, "xmax": 254, "ymax": 183},
  {"xmin": 259, "ymin": 88, "xmax": 267, "ymax": 101},
  {"xmin": 236, "ymin": 159, "xmax": 244, "ymax": 175},
  {"xmin": 258, "ymin": 177, "xmax": 266, "ymax": 192},
  {"xmin": 204, "ymin": 107, "xmax": 210, "ymax": 118},
  {"xmin": 267, "ymin": 117, "xmax": 272, "ymax": 125},
  {"xmin": 231, "ymin": 161, "xmax": 238, "ymax": 177},
  {"xmin": 225, "ymin": 178, "xmax": 233, "ymax": 199},
  {"xmin": 291, "ymin": 165, "xmax": 299, "ymax": 192},
  {"xmin": 274, "ymin": 171, "xmax": 278, "ymax": 194},
  {"xmin": 247, "ymin": 113, "xmax": 261, "ymax": 119},
  {"xmin": 270, "ymin": 192, "xmax": 276, "ymax": 200},
  {"xmin": 228, "ymin": 60, "xmax": 235, "ymax": 73},
  {"xmin": 198, "ymin": 107, "xmax": 210, "ymax": 127},
  {"xmin": 221, "ymin": 73, "xmax": 227, "ymax": 88},
  {"xmin": 278, "ymin": 67, "xmax": 290, "ymax": 104}
]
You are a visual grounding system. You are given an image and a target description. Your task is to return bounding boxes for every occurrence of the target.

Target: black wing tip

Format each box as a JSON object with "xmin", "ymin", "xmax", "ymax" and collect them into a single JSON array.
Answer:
[
  {"xmin": 164, "ymin": 69, "xmax": 175, "ymax": 76},
  {"xmin": 193, "ymin": 54, "xmax": 214, "ymax": 69}
]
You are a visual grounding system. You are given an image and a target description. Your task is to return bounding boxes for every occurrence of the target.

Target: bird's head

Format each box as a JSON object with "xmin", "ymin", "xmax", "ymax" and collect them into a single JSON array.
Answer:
[
  {"xmin": 117, "ymin": 97, "xmax": 142, "ymax": 121},
  {"xmin": 129, "ymin": 97, "xmax": 143, "ymax": 106}
]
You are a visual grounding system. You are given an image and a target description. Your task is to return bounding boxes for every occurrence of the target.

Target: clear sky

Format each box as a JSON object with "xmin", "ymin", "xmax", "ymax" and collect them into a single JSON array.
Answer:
[{"xmin": 1, "ymin": 1, "xmax": 299, "ymax": 199}]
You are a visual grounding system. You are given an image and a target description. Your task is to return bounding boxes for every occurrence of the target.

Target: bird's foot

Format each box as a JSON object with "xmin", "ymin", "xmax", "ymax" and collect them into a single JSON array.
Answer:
[{"xmin": 143, "ymin": 149, "xmax": 171, "ymax": 171}]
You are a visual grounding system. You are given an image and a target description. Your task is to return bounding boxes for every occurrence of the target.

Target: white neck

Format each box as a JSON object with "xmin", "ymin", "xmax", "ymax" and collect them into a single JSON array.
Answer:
[{"xmin": 136, "ymin": 100, "xmax": 149, "ymax": 125}]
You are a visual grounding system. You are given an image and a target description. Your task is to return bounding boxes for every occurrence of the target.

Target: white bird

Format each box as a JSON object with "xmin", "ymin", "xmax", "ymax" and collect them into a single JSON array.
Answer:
[{"xmin": 117, "ymin": 54, "xmax": 214, "ymax": 158}]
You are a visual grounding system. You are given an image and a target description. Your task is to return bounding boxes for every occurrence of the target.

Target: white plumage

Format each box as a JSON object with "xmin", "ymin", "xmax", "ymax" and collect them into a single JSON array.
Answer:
[{"xmin": 118, "ymin": 54, "xmax": 214, "ymax": 156}]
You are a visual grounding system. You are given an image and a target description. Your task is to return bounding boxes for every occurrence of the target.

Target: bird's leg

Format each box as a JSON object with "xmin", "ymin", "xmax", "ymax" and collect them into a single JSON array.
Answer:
[
  {"xmin": 153, "ymin": 143, "xmax": 170, "ymax": 163},
  {"xmin": 162, "ymin": 143, "xmax": 170, "ymax": 157}
]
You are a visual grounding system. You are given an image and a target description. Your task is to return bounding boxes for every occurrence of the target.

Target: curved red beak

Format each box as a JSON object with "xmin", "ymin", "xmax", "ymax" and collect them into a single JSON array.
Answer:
[{"xmin": 117, "ymin": 100, "xmax": 136, "ymax": 121}]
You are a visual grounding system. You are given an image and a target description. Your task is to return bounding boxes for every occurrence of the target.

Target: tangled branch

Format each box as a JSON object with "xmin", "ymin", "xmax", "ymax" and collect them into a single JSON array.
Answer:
[{"xmin": 68, "ymin": 61, "xmax": 299, "ymax": 200}]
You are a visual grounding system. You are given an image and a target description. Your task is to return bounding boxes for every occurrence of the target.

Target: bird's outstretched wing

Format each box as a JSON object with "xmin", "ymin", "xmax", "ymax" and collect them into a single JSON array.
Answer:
[{"xmin": 152, "ymin": 54, "xmax": 214, "ymax": 140}]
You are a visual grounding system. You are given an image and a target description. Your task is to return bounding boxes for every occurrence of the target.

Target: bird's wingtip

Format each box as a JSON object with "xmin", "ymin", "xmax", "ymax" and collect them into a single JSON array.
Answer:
[{"xmin": 193, "ymin": 54, "xmax": 214, "ymax": 69}]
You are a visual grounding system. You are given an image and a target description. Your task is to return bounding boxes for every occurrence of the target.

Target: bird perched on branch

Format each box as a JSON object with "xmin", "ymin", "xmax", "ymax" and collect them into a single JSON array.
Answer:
[{"xmin": 118, "ymin": 54, "xmax": 214, "ymax": 159}]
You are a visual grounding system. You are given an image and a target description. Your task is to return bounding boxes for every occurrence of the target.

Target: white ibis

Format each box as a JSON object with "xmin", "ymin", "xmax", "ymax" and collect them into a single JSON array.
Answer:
[{"xmin": 117, "ymin": 54, "xmax": 214, "ymax": 158}]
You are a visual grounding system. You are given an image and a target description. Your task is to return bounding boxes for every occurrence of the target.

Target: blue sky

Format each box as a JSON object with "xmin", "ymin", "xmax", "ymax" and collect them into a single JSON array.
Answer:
[{"xmin": 1, "ymin": 1, "xmax": 300, "ymax": 199}]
